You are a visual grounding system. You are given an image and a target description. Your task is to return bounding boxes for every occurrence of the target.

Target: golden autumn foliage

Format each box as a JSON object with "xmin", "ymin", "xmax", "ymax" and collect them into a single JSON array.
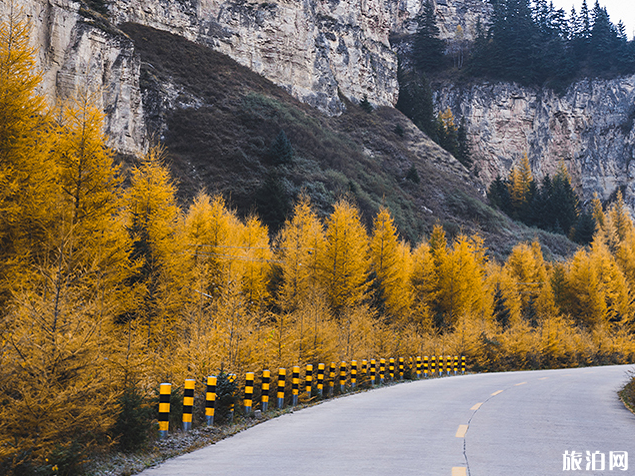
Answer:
[{"xmin": 4, "ymin": 9, "xmax": 635, "ymax": 474}]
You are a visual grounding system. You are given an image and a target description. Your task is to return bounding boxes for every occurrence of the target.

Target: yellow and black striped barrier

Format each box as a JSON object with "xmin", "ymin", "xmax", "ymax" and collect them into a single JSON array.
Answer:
[
  {"xmin": 339, "ymin": 361, "xmax": 346, "ymax": 393},
  {"xmin": 244, "ymin": 372, "xmax": 254, "ymax": 415},
  {"xmin": 462, "ymin": 355, "xmax": 466, "ymax": 374},
  {"xmin": 292, "ymin": 366, "xmax": 300, "ymax": 406},
  {"xmin": 431, "ymin": 355, "xmax": 436, "ymax": 376},
  {"xmin": 205, "ymin": 375, "xmax": 216, "ymax": 425},
  {"xmin": 317, "ymin": 363, "xmax": 325, "ymax": 397},
  {"xmin": 424, "ymin": 356, "xmax": 428, "ymax": 378},
  {"xmin": 398, "ymin": 357, "xmax": 404, "ymax": 380},
  {"xmin": 416, "ymin": 356, "xmax": 422, "ymax": 379},
  {"xmin": 446, "ymin": 356, "xmax": 452, "ymax": 376},
  {"xmin": 159, "ymin": 382, "xmax": 171, "ymax": 438},
  {"xmin": 277, "ymin": 368, "xmax": 286, "ymax": 409},
  {"xmin": 351, "ymin": 360, "xmax": 357, "ymax": 389},
  {"xmin": 454, "ymin": 356, "xmax": 458, "ymax": 376},
  {"xmin": 361, "ymin": 359, "xmax": 367, "ymax": 378},
  {"xmin": 305, "ymin": 364, "xmax": 313, "ymax": 398},
  {"xmin": 370, "ymin": 359, "xmax": 376, "ymax": 385},
  {"xmin": 379, "ymin": 358, "xmax": 386, "ymax": 384},
  {"xmin": 389, "ymin": 358, "xmax": 395, "ymax": 381},
  {"xmin": 261, "ymin": 369, "xmax": 270, "ymax": 412},
  {"xmin": 183, "ymin": 379, "xmax": 195, "ymax": 431},
  {"xmin": 329, "ymin": 362, "xmax": 336, "ymax": 397}
]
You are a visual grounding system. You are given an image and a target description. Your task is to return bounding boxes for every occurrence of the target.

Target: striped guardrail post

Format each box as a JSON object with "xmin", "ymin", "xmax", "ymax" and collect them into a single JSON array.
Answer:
[
  {"xmin": 329, "ymin": 362, "xmax": 336, "ymax": 397},
  {"xmin": 339, "ymin": 361, "xmax": 346, "ymax": 393},
  {"xmin": 228, "ymin": 374, "xmax": 236, "ymax": 422},
  {"xmin": 159, "ymin": 383, "xmax": 171, "ymax": 439},
  {"xmin": 416, "ymin": 356, "xmax": 422, "ymax": 379},
  {"xmin": 292, "ymin": 366, "xmax": 300, "ymax": 406},
  {"xmin": 370, "ymin": 359, "xmax": 376, "ymax": 386},
  {"xmin": 351, "ymin": 360, "xmax": 357, "ymax": 389},
  {"xmin": 454, "ymin": 356, "xmax": 458, "ymax": 376},
  {"xmin": 424, "ymin": 356, "xmax": 429, "ymax": 378},
  {"xmin": 389, "ymin": 358, "xmax": 395, "ymax": 381},
  {"xmin": 398, "ymin": 357, "xmax": 404, "ymax": 380},
  {"xmin": 361, "ymin": 359, "xmax": 367, "ymax": 378},
  {"xmin": 244, "ymin": 372, "xmax": 254, "ymax": 415},
  {"xmin": 261, "ymin": 369, "xmax": 270, "ymax": 412},
  {"xmin": 431, "ymin": 355, "xmax": 436, "ymax": 376},
  {"xmin": 379, "ymin": 358, "xmax": 386, "ymax": 384},
  {"xmin": 317, "ymin": 363, "xmax": 325, "ymax": 397},
  {"xmin": 446, "ymin": 356, "xmax": 451, "ymax": 376},
  {"xmin": 182, "ymin": 379, "xmax": 195, "ymax": 431},
  {"xmin": 205, "ymin": 376, "xmax": 217, "ymax": 425},
  {"xmin": 305, "ymin": 364, "xmax": 313, "ymax": 399},
  {"xmin": 462, "ymin": 355, "xmax": 466, "ymax": 374},
  {"xmin": 277, "ymin": 368, "xmax": 286, "ymax": 409}
]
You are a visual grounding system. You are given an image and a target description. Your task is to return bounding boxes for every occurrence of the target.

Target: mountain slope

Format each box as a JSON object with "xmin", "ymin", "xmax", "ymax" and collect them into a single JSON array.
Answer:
[{"xmin": 121, "ymin": 23, "xmax": 577, "ymax": 258}]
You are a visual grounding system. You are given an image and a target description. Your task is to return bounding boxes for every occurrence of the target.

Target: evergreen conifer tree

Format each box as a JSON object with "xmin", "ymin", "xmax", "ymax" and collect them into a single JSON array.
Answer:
[
  {"xmin": 413, "ymin": 0, "xmax": 445, "ymax": 72},
  {"xmin": 268, "ymin": 130, "xmax": 294, "ymax": 165}
]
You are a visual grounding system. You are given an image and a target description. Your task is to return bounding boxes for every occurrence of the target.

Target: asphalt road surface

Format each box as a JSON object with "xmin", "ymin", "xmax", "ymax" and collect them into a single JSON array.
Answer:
[{"xmin": 140, "ymin": 365, "xmax": 635, "ymax": 476}]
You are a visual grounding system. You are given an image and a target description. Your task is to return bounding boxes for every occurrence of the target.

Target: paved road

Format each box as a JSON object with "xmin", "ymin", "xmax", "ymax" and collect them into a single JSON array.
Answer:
[{"xmin": 140, "ymin": 365, "xmax": 635, "ymax": 476}]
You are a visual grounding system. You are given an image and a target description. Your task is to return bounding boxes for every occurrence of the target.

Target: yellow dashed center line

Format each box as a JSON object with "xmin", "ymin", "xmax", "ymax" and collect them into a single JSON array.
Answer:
[
  {"xmin": 491, "ymin": 389, "xmax": 503, "ymax": 396},
  {"xmin": 455, "ymin": 424, "xmax": 469, "ymax": 438},
  {"xmin": 538, "ymin": 377, "xmax": 548, "ymax": 380},
  {"xmin": 470, "ymin": 402, "xmax": 483, "ymax": 410},
  {"xmin": 515, "ymin": 381, "xmax": 527, "ymax": 386},
  {"xmin": 452, "ymin": 467, "xmax": 467, "ymax": 476}
]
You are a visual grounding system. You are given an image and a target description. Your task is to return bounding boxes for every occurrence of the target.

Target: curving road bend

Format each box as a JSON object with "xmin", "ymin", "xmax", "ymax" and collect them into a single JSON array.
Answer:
[{"xmin": 139, "ymin": 365, "xmax": 635, "ymax": 476}]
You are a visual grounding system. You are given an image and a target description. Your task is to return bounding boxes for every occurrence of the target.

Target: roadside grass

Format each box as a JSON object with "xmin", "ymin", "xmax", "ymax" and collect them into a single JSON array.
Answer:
[{"xmin": 619, "ymin": 371, "xmax": 635, "ymax": 415}]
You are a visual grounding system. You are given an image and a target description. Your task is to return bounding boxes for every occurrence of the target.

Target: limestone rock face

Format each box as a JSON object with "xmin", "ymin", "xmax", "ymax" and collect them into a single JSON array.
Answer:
[
  {"xmin": 2, "ymin": 0, "xmax": 145, "ymax": 155},
  {"xmin": 110, "ymin": 0, "xmax": 399, "ymax": 115},
  {"xmin": 386, "ymin": 0, "xmax": 490, "ymax": 41},
  {"xmin": 435, "ymin": 76, "xmax": 635, "ymax": 207}
]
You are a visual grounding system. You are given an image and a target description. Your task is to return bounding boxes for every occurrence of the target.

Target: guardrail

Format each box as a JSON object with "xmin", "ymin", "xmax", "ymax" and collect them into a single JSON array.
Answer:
[{"xmin": 156, "ymin": 355, "xmax": 467, "ymax": 437}]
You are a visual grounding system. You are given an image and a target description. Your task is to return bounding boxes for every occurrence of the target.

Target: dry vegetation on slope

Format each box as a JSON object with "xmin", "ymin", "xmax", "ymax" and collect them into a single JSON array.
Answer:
[{"xmin": 121, "ymin": 23, "xmax": 576, "ymax": 259}]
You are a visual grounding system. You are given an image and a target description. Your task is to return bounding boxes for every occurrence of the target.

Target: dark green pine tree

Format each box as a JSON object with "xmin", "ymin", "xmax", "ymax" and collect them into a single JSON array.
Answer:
[
  {"xmin": 254, "ymin": 172, "xmax": 292, "ymax": 233},
  {"xmin": 268, "ymin": 130, "xmax": 294, "ymax": 165},
  {"xmin": 573, "ymin": 209, "xmax": 596, "ymax": 245},
  {"xmin": 550, "ymin": 169, "xmax": 579, "ymax": 236},
  {"xmin": 487, "ymin": 176, "xmax": 512, "ymax": 216},
  {"xmin": 493, "ymin": 286, "xmax": 511, "ymax": 330},
  {"xmin": 589, "ymin": 3, "xmax": 618, "ymax": 74},
  {"xmin": 395, "ymin": 66, "xmax": 436, "ymax": 138},
  {"xmin": 413, "ymin": 0, "xmax": 445, "ymax": 72}
]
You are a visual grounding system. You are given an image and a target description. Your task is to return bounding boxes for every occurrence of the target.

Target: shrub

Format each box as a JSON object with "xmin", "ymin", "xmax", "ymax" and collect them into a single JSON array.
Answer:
[
  {"xmin": 360, "ymin": 95, "xmax": 373, "ymax": 113},
  {"xmin": 110, "ymin": 386, "xmax": 154, "ymax": 453}
]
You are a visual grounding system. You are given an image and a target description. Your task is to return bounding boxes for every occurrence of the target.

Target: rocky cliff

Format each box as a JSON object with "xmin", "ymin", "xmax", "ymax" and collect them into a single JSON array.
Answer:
[
  {"xmin": 435, "ymin": 76, "xmax": 635, "ymax": 207},
  {"xmin": 2, "ymin": 0, "xmax": 145, "ymax": 155},
  {"xmin": 8, "ymin": 0, "xmax": 635, "ymax": 212}
]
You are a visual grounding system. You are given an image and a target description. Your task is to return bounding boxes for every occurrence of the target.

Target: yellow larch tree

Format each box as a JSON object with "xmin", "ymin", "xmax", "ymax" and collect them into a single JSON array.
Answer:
[
  {"xmin": 504, "ymin": 241, "xmax": 557, "ymax": 326},
  {"xmin": 369, "ymin": 207, "xmax": 413, "ymax": 324},
  {"xmin": 277, "ymin": 195, "xmax": 326, "ymax": 311},
  {"xmin": 410, "ymin": 240, "xmax": 437, "ymax": 332},
  {"xmin": 507, "ymin": 152, "xmax": 533, "ymax": 212},
  {"xmin": 0, "ymin": 6, "xmax": 57, "ymax": 303},
  {"xmin": 318, "ymin": 198, "xmax": 370, "ymax": 315},
  {"xmin": 239, "ymin": 215, "xmax": 272, "ymax": 310},
  {"xmin": 0, "ymin": 60, "xmax": 129, "ymax": 467},
  {"xmin": 562, "ymin": 238, "xmax": 631, "ymax": 330},
  {"xmin": 433, "ymin": 231, "xmax": 491, "ymax": 333},
  {"xmin": 276, "ymin": 196, "xmax": 328, "ymax": 363},
  {"xmin": 124, "ymin": 146, "xmax": 188, "ymax": 354}
]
